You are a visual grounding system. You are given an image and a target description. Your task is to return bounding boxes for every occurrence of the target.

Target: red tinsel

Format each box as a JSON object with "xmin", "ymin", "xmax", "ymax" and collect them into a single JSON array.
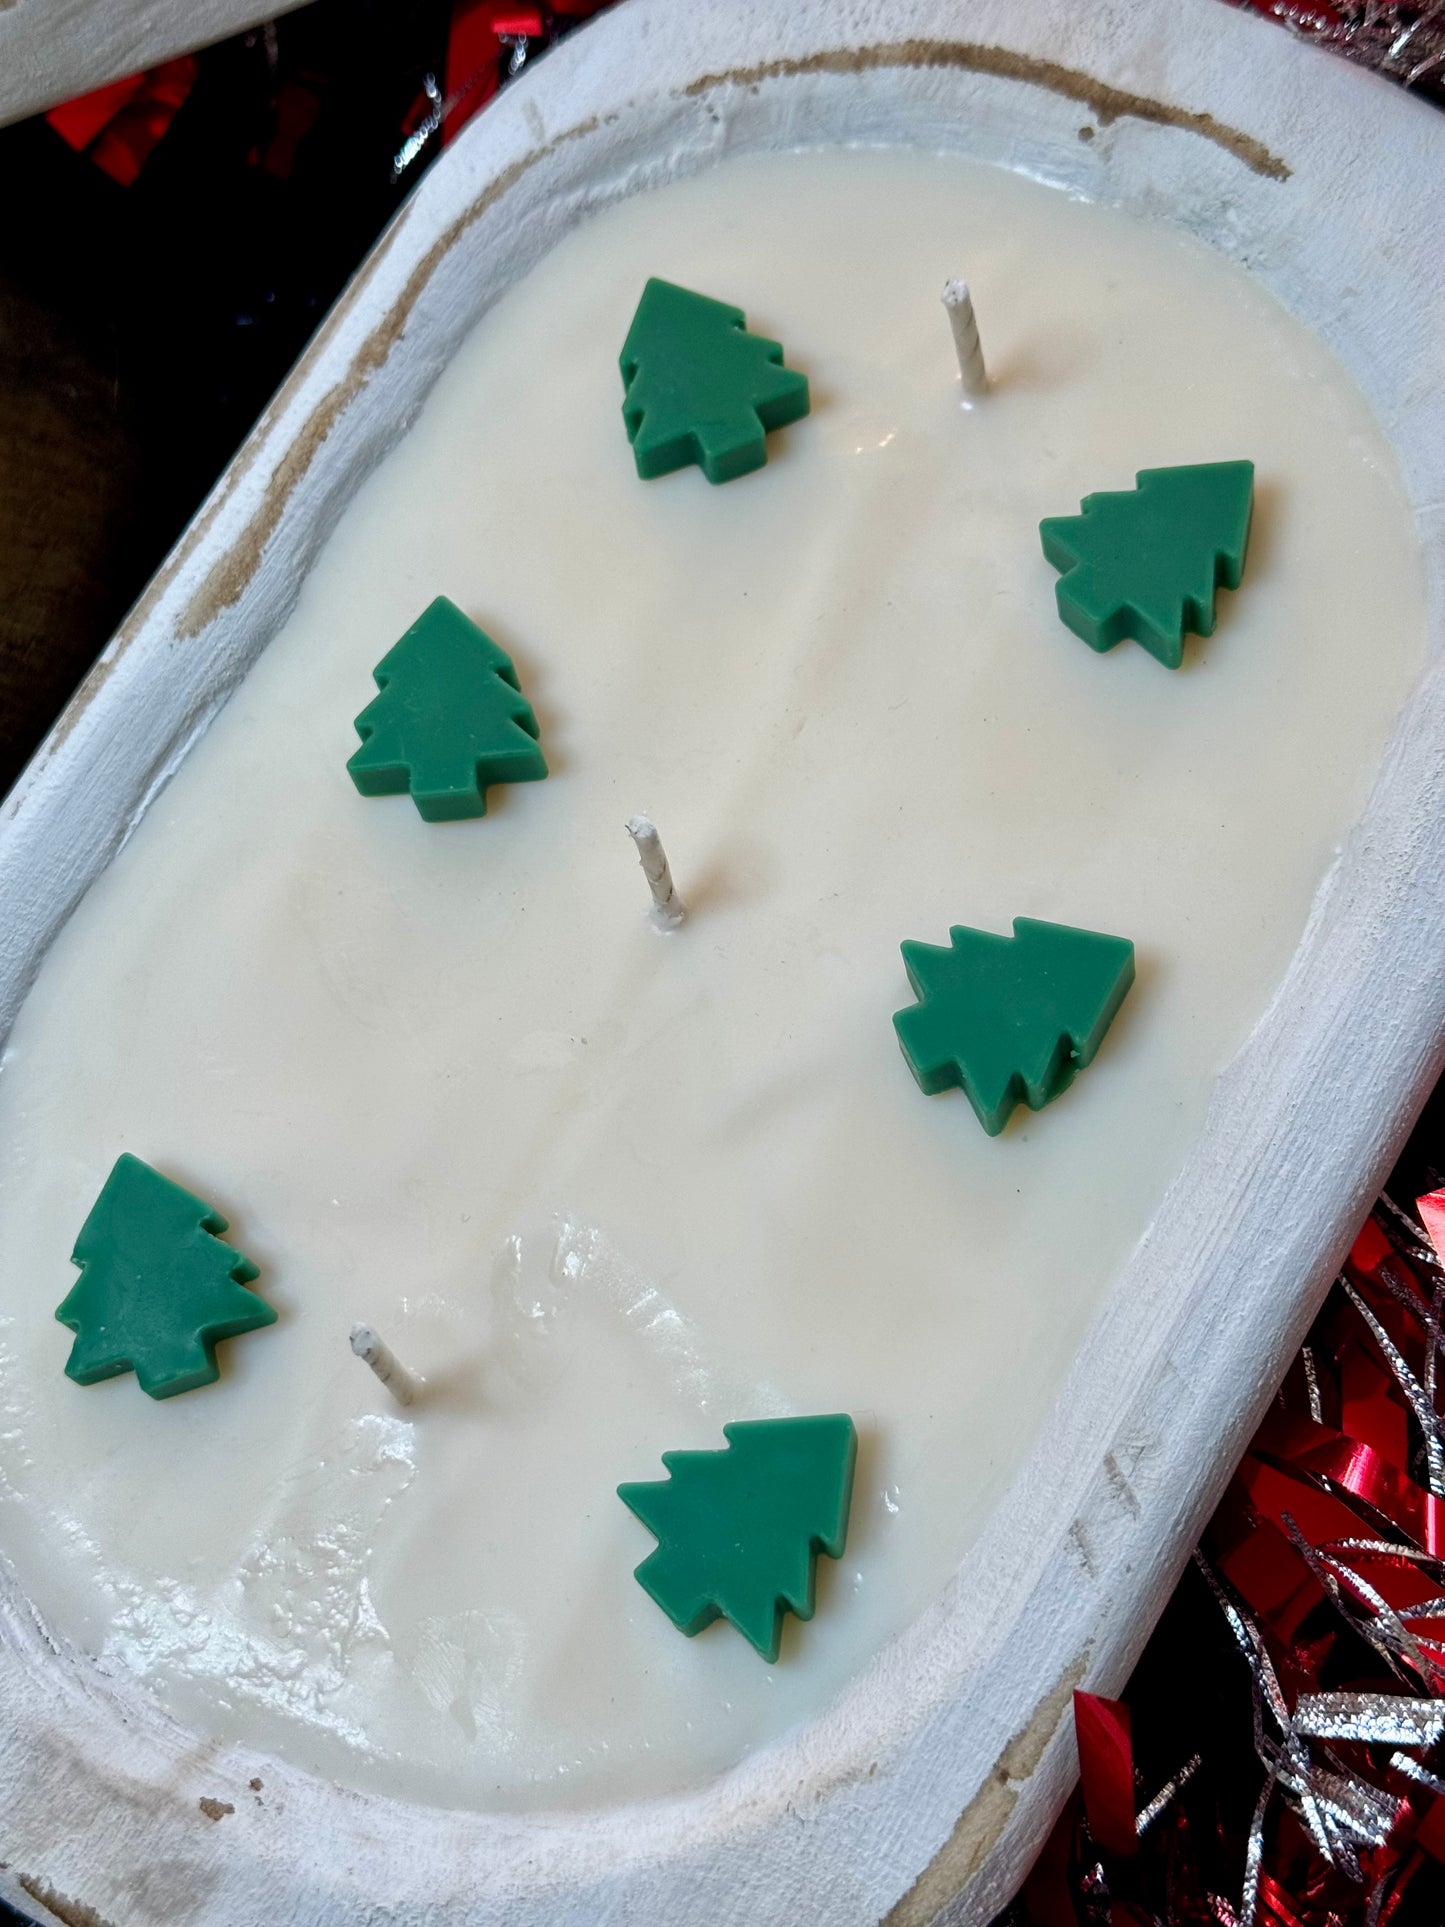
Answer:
[
  {"xmin": 1011, "ymin": 1186, "xmax": 1445, "ymax": 1927},
  {"xmin": 45, "ymin": 56, "xmax": 198, "ymax": 187},
  {"xmin": 30, "ymin": 6, "xmax": 1444, "ymax": 1917}
]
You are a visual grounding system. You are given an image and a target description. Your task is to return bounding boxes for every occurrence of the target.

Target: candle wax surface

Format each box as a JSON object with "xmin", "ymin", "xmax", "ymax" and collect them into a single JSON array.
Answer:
[{"xmin": 0, "ymin": 148, "xmax": 1424, "ymax": 1811}]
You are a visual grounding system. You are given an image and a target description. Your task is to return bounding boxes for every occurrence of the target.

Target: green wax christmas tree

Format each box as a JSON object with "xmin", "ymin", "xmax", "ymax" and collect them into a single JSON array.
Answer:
[
  {"xmin": 348, "ymin": 596, "xmax": 548, "ymax": 822},
  {"xmin": 894, "ymin": 917, "xmax": 1135, "ymax": 1135},
  {"xmin": 56, "ymin": 1154, "xmax": 275, "ymax": 1400},
  {"xmin": 618, "ymin": 1414, "xmax": 857, "ymax": 1661},
  {"xmin": 619, "ymin": 277, "xmax": 810, "ymax": 485},
  {"xmin": 1039, "ymin": 461, "xmax": 1255, "ymax": 668}
]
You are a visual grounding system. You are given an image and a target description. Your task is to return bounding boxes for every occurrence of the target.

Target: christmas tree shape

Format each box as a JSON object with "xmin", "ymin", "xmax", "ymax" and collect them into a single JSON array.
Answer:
[
  {"xmin": 56, "ymin": 1154, "xmax": 275, "ymax": 1400},
  {"xmin": 619, "ymin": 277, "xmax": 810, "ymax": 485},
  {"xmin": 618, "ymin": 1414, "xmax": 857, "ymax": 1662},
  {"xmin": 894, "ymin": 918, "xmax": 1135, "ymax": 1136},
  {"xmin": 347, "ymin": 596, "xmax": 548, "ymax": 822},
  {"xmin": 1039, "ymin": 461, "xmax": 1254, "ymax": 668}
]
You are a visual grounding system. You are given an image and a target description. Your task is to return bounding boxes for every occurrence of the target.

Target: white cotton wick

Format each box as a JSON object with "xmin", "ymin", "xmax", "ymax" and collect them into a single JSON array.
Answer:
[
  {"xmin": 350, "ymin": 1324, "xmax": 420, "ymax": 1407},
  {"xmin": 625, "ymin": 815, "xmax": 686, "ymax": 929},
  {"xmin": 942, "ymin": 278, "xmax": 988, "ymax": 400}
]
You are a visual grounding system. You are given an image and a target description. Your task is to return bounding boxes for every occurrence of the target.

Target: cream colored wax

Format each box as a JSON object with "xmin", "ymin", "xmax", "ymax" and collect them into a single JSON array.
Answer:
[{"xmin": 0, "ymin": 148, "xmax": 1425, "ymax": 1810}]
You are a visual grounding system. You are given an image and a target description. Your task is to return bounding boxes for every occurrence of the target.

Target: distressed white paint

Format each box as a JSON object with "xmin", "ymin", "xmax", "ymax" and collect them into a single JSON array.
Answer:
[
  {"xmin": 0, "ymin": 1, "xmax": 1442, "ymax": 1922},
  {"xmin": 0, "ymin": 0, "xmax": 309, "ymax": 129}
]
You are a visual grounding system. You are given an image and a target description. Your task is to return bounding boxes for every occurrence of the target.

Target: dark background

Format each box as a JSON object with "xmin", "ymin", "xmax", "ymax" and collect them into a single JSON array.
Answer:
[{"xmin": 0, "ymin": 0, "xmax": 606, "ymax": 803}]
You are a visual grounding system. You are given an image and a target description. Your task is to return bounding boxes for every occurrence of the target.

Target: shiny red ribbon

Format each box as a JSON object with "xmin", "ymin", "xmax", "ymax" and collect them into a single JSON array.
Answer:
[{"xmin": 46, "ymin": 56, "xmax": 198, "ymax": 187}]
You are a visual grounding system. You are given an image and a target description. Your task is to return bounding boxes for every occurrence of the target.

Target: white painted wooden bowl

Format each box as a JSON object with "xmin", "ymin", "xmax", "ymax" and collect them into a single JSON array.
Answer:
[{"xmin": 2, "ymin": 2, "xmax": 1443, "ymax": 1921}]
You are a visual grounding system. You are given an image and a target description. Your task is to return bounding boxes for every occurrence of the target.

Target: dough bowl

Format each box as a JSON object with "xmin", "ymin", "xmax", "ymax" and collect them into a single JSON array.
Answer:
[
  {"xmin": 2, "ymin": 2, "xmax": 1444, "ymax": 1922},
  {"xmin": 0, "ymin": 0, "xmax": 311, "ymax": 129}
]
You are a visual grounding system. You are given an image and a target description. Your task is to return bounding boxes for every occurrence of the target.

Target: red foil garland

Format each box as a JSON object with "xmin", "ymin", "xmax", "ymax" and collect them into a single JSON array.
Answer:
[
  {"xmin": 44, "ymin": 56, "xmax": 198, "ymax": 187},
  {"xmin": 1009, "ymin": 1191, "xmax": 1445, "ymax": 1927}
]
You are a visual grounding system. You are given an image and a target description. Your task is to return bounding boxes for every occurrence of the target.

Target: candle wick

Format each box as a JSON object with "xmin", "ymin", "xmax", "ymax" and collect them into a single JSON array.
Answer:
[
  {"xmin": 942, "ymin": 278, "xmax": 988, "ymax": 402},
  {"xmin": 626, "ymin": 815, "xmax": 686, "ymax": 929},
  {"xmin": 350, "ymin": 1324, "xmax": 420, "ymax": 1407}
]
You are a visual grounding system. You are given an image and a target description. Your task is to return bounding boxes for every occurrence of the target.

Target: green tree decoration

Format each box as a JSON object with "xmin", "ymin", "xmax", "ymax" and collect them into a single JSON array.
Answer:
[
  {"xmin": 617, "ymin": 1414, "xmax": 857, "ymax": 1662},
  {"xmin": 619, "ymin": 277, "xmax": 811, "ymax": 485},
  {"xmin": 1039, "ymin": 461, "xmax": 1255, "ymax": 668},
  {"xmin": 347, "ymin": 595, "xmax": 548, "ymax": 822},
  {"xmin": 56, "ymin": 1153, "xmax": 276, "ymax": 1400},
  {"xmin": 894, "ymin": 917, "xmax": 1135, "ymax": 1136}
]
